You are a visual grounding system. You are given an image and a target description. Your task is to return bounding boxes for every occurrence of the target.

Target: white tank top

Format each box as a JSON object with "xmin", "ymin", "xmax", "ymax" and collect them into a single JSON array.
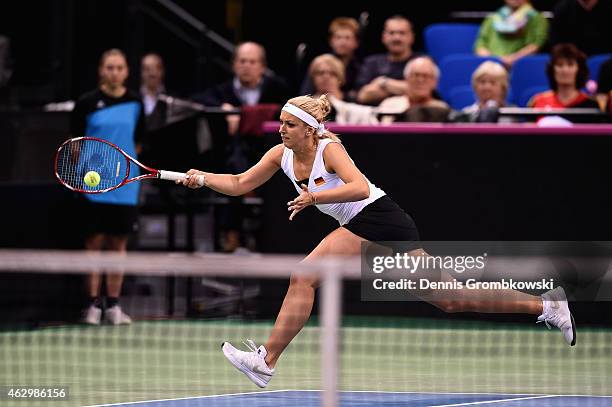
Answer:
[{"xmin": 280, "ymin": 138, "xmax": 386, "ymax": 225}]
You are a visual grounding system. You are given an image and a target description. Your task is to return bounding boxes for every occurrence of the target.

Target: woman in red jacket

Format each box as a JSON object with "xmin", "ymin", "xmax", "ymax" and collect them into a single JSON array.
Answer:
[{"xmin": 529, "ymin": 43, "xmax": 599, "ymax": 110}]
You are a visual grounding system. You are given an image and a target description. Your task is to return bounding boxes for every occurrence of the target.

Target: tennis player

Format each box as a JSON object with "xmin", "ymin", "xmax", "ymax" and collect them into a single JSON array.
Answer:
[{"xmin": 179, "ymin": 94, "xmax": 576, "ymax": 388}]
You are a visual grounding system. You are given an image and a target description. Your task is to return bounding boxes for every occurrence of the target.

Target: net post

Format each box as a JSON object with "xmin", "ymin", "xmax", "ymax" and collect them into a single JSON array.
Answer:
[{"xmin": 320, "ymin": 258, "xmax": 342, "ymax": 407}]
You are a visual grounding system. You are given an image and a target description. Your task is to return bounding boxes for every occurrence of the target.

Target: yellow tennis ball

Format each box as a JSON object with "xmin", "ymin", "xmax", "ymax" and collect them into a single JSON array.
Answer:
[{"xmin": 84, "ymin": 171, "xmax": 101, "ymax": 187}]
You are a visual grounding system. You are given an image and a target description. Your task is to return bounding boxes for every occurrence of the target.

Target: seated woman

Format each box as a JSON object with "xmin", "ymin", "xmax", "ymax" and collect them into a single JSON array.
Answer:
[
  {"xmin": 461, "ymin": 60, "xmax": 512, "ymax": 122},
  {"xmin": 309, "ymin": 54, "xmax": 345, "ymax": 101},
  {"xmin": 310, "ymin": 54, "xmax": 380, "ymax": 125},
  {"xmin": 475, "ymin": 0, "xmax": 548, "ymax": 68},
  {"xmin": 528, "ymin": 43, "xmax": 600, "ymax": 122}
]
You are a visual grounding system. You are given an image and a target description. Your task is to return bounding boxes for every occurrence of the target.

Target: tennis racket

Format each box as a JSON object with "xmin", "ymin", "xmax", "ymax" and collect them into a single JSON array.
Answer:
[{"xmin": 54, "ymin": 136, "xmax": 204, "ymax": 194}]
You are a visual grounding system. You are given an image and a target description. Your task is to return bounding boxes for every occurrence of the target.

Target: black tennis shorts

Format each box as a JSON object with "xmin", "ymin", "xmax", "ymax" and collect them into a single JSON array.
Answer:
[
  {"xmin": 344, "ymin": 195, "xmax": 421, "ymax": 251},
  {"xmin": 80, "ymin": 201, "xmax": 139, "ymax": 236}
]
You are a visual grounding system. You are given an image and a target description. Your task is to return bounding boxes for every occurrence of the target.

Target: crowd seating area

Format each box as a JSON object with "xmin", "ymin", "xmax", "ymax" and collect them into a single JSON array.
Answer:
[{"xmin": 424, "ymin": 22, "xmax": 610, "ymax": 109}]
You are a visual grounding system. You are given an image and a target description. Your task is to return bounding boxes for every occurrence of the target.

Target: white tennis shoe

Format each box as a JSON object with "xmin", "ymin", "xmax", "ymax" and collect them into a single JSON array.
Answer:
[
  {"xmin": 537, "ymin": 286, "xmax": 576, "ymax": 346},
  {"xmin": 83, "ymin": 305, "xmax": 102, "ymax": 325},
  {"xmin": 221, "ymin": 339, "xmax": 275, "ymax": 388},
  {"xmin": 104, "ymin": 305, "xmax": 132, "ymax": 325}
]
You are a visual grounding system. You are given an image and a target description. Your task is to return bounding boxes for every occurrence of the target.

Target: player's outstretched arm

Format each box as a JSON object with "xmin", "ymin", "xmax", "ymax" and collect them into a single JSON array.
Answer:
[{"xmin": 180, "ymin": 144, "xmax": 283, "ymax": 196}]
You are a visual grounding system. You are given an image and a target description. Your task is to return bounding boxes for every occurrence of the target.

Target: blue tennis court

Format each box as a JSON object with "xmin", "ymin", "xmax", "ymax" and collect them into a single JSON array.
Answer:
[{"xmin": 93, "ymin": 390, "xmax": 612, "ymax": 407}]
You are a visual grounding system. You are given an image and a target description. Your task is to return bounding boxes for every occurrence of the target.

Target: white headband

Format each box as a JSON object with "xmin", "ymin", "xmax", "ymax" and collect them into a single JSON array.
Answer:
[{"xmin": 282, "ymin": 103, "xmax": 326, "ymax": 137}]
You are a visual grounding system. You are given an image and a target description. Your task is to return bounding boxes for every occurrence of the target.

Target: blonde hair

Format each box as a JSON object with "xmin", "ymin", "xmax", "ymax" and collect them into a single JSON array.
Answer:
[
  {"xmin": 308, "ymin": 54, "xmax": 345, "ymax": 85},
  {"xmin": 286, "ymin": 94, "xmax": 341, "ymax": 143},
  {"xmin": 471, "ymin": 60, "xmax": 509, "ymax": 98}
]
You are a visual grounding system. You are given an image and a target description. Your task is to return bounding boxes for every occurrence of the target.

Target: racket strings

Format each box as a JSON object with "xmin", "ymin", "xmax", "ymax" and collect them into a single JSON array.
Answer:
[{"xmin": 56, "ymin": 139, "xmax": 128, "ymax": 192}]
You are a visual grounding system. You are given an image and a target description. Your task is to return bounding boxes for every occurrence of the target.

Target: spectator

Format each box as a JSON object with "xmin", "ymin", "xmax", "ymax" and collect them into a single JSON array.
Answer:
[
  {"xmin": 309, "ymin": 54, "xmax": 345, "ymax": 102},
  {"xmin": 356, "ymin": 15, "xmax": 419, "ymax": 105},
  {"xmin": 529, "ymin": 43, "xmax": 600, "ymax": 122},
  {"xmin": 306, "ymin": 53, "xmax": 380, "ymax": 124},
  {"xmin": 193, "ymin": 42, "xmax": 289, "ymax": 252},
  {"xmin": 549, "ymin": 0, "xmax": 612, "ymax": 56},
  {"xmin": 462, "ymin": 60, "xmax": 511, "ymax": 121},
  {"xmin": 475, "ymin": 0, "xmax": 548, "ymax": 68},
  {"xmin": 140, "ymin": 53, "xmax": 168, "ymax": 132},
  {"xmin": 379, "ymin": 56, "xmax": 450, "ymax": 123},
  {"xmin": 194, "ymin": 41, "xmax": 288, "ymax": 174},
  {"xmin": 72, "ymin": 49, "xmax": 145, "ymax": 325},
  {"xmin": 138, "ymin": 52, "xmax": 192, "ymax": 200},
  {"xmin": 300, "ymin": 17, "xmax": 361, "ymax": 102},
  {"xmin": 194, "ymin": 41, "xmax": 288, "ymax": 136},
  {"xmin": 595, "ymin": 57, "xmax": 612, "ymax": 111}
]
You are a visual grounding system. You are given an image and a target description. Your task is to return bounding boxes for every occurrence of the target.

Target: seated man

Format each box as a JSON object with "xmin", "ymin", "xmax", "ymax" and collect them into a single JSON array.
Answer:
[
  {"xmin": 192, "ymin": 41, "xmax": 289, "ymax": 174},
  {"xmin": 194, "ymin": 42, "xmax": 288, "ymax": 136},
  {"xmin": 355, "ymin": 15, "xmax": 420, "ymax": 106},
  {"xmin": 379, "ymin": 56, "xmax": 450, "ymax": 123},
  {"xmin": 193, "ymin": 42, "xmax": 289, "ymax": 252}
]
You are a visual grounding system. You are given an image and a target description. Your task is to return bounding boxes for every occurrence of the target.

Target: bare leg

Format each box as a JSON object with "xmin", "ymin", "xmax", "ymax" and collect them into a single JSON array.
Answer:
[
  {"xmin": 264, "ymin": 240, "xmax": 544, "ymax": 369},
  {"xmin": 409, "ymin": 249, "xmax": 543, "ymax": 315},
  {"xmin": 85, "ymin": 234, "xmax": 105, "ymax": 298},
  {"xmin": 264, "ymin": 227, "xmax": 365, "ymax": 368},
  {"xmin": 105, "ymin": 235, "xmax": 128, "ymax": 298}
]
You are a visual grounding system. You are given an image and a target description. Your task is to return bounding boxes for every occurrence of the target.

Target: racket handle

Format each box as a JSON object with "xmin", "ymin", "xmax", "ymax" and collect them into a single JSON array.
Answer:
[{"xmin": 158, "ymin": 170, "xmax": 205, "ymax": 186}]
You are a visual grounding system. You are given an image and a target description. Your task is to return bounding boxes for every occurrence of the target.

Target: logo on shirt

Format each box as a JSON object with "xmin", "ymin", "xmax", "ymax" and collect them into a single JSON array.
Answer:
[
  {"xmin": 314, "ymin": 177, "xmax": 325, "ymax": 187},
  {"xmin": 96, "ymin": 100, "xmax": 105, "ymax": 109}
]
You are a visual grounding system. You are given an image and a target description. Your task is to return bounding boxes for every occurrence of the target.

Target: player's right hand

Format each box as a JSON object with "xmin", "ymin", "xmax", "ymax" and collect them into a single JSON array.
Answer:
[{"xmin": 177, "ymin": 169, "xmax": 206, "ymax": 189}]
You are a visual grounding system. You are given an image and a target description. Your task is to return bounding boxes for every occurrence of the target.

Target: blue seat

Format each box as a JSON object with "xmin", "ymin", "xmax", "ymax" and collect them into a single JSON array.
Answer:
[
  {"xmin": 424, "ymin": 23, "xmax": 481, "ymax": 65},
  {"xmin": 448, "ymin": 86, "xmax": 476, "ymax": 110},
  {"xmin": 509, "ymin": 54, "xmax": 550, "ymax": 106},
  {"xmin": 438, "ymin": 54, "xmax": 501, "ymax": 102},
  {"xmin": 588, "ymin": 54, "xmax": 611, "ymax": 81}
]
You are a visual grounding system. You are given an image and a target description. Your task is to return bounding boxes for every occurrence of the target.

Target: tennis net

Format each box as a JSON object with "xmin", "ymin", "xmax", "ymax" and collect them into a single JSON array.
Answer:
[{"xmin": 0, "ymin": 249, "xmax": 611, "ymax": 407}]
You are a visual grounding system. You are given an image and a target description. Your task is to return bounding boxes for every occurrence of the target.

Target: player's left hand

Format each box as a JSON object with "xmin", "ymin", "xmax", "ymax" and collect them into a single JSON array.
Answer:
[{"xmin": 288, "ymin": 184, "xmax": 316, "ymax": 221}]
